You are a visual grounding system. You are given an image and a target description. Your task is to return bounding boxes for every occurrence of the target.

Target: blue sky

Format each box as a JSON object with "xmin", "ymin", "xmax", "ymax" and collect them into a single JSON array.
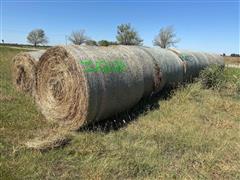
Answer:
[{"xmin": 1, "ymin": 0, "xmax": 239, "ymax": 54}]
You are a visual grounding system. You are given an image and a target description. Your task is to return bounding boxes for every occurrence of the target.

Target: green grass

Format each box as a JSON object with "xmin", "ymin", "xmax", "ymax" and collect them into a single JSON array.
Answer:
[{"xmin": 1, "ymin": 46, "xmax": 240, "ymax": 179}]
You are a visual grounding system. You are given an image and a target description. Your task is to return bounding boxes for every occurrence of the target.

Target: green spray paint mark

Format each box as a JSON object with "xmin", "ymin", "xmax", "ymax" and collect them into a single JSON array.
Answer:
[
  {"xmin": 79, "ymin": 59, "xmax": 127, "ymax": 73},
  {"xmin": 179, "ymin": 53, "xmax": 194, "ymax": 62}
]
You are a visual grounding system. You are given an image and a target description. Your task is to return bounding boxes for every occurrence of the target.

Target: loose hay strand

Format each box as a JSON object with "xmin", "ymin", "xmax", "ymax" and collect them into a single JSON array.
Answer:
[{"xmin": 25, "ymin": 127, "xmax": 73, "ymax": 151}]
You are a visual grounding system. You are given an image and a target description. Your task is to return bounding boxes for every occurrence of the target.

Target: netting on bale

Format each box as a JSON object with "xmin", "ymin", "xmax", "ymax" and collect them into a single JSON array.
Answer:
[
  {"xmin": 11, "ymin": 45, "xmax": 225, "ymax": 150},
  {"xmin": 12, "ymin": 50, "xmax": 45, "ymax": 96},
  {"xmin": 204, "ymin": 53, "xmax": 225, "ymax": 68},
  {"xmin": 34, "ymin": 45, "xmax": 224, "ymax": 131},
  {"xmin": 35, "ymin": 45, "xmax": 160, "ymax": 130},
  {"xmin": 140, "ymin": 46, "xmax": 184, "ymax": 89},
  {"xmin": 168, "ymin": 48, "xmax": 224, "ymax": 81}
]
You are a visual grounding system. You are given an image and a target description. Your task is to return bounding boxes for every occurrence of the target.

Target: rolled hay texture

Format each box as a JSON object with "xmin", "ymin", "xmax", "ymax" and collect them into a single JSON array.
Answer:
[
  {"xmin": 168, "ymin": 48, "xmax": 224, "ymax": 81},
  {"xmin": 139, "ymin": 47, "xmax": 184, "ymax": 89},
  {"xmin": 35, "ymin": 45, "xmax": 184, "ymax": 130},
  {"xmin": 12, "ymin": 50, "xmax": 45, "ymax": 95}
]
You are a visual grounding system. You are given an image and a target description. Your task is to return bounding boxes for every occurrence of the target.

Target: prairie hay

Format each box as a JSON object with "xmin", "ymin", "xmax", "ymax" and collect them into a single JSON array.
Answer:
[
  {"xmin": 169, "ymin": 48, "xmax": 224, "ymax": 81},
  {"xmin": 35, "ymin": 45, "xmax": 224, "ymax": 130},
  {"xmin": 140, "ymin": 46, "xmax": 184, "ymax": 89},
  {"xmin": 25, "ymin": 128, "xmax": 72, "ymax": 151},
  {"xmin": 35, "ymin": 45, "xmax": 184, "ymax": 129},
  {"xmin": 12, "ymin": 50, "xmax": 45, "ymax": 95}
]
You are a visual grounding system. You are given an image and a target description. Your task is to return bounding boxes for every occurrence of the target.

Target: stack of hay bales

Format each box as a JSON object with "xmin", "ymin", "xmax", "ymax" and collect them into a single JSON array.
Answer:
[{"xmin": 12, "ymin": 45, "xmax": 224, "ymax": 130}]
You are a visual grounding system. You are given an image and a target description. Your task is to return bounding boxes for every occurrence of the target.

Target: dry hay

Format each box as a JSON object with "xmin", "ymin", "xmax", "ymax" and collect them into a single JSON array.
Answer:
[
  {"xmin": 168, "ymin": 48, "xmax": 224, "ymax": 81},
  {"xmin": 15, "ymin": 45, "xmax": 224, "ymax": 150},
  {"xmin": 140, "ymin": 46, "xmax": 184, "ymax": 88},
  {"xmin": 25, "ymin": 128, "xmax": 73, "ymax": 151},
  {"xmin": 12, "ymin": 50, "xmax": 45, "ymax": 96},
  {"xmin": 35, "ymin": 45, "xmax": 184, "ymax": 130}
]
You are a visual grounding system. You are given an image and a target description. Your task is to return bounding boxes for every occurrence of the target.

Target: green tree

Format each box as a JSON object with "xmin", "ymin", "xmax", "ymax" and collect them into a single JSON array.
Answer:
[
  {"xmin": 98, "ymin": 40, "xmax": 110, "ymax": 46},
  {"xmin": 27, "ymin": 29, "xmax": 48, "ymax": 47},
  {"xmin": 85, "ymin": 40, "xmax": 97, "ymax": 46},
  {"xmin": 98, "ymin": 40, "xmax": 118, "ymax": 46},
  {"xmin": 116, "ymin": 23, "xmax": 143, "ymax": 45}
]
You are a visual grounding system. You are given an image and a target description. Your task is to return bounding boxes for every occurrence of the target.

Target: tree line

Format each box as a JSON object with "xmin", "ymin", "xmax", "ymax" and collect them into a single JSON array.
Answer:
[{"xmin": 26, "ymin": 23, "xmax": 179, "ymax": 48}]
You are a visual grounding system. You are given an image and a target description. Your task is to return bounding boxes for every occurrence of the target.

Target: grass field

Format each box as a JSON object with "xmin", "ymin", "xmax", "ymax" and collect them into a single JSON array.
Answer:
[{"xmin": 0, "ymin": 46, "xmax": 240, "ymax": 179}]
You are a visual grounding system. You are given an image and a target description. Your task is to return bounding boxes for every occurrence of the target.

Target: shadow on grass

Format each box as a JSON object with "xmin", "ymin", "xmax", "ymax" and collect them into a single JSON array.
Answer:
[{"xmin": 79, "ymin": 86, "xmax": 175, "ymax": 133}]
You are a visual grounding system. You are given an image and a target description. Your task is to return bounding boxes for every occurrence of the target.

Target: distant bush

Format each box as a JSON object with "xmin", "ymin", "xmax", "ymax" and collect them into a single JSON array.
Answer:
[
  {"xmin": 109, "ymin": 41, "xmax": 118, "ymax": 45},
  {"xmin": 98, "ymin": 40, "xmax": 109, "ymax": 46},
  {"xmin": 85, "ymin": 40, "xmax": 97, "ymax": 46},
  {"xmin": 199, "ymin": 65, "xmax": 225, "ymax": 89},
  {"xmin": 98, "ymin": 40, "xmax": 118, "ymax": 46},
  {"xmin": 230, "ymin": 53, "xmax": 240, "ymax": 57}
]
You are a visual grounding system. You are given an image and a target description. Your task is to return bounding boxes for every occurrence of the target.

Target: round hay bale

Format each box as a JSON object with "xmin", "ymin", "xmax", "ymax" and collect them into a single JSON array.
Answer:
[
  {"xmin": 12, "ymin": 50, "xmax": 45, "ymax": 95},
  {"xmin": 140, "ymin": 47, "xmax": 184, "ymax": 89},
  {"xmin": 168, "ymin": 48, "xmax": 224, "ymax": 81},
  {"xmin": 204, "ymin": 52, "xmax": 225, "ymax": 68},
  {"xmin": 35, "ymin": 45, "xmax": 186, "ymax": 129},
  {"xmin": 169, "ymin": 49, "xmax": 200, "ymax": 81},
  {"xmin": 35, "ymin": 45, "xmax": 158, "ymax": 129},
  {"xmin": 109, "ymin": 45, "xmax": 159, "ymax": 95},
  {"xmin": 37, "ymin": 45, "xmax": 223, "ymax": 130}
]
